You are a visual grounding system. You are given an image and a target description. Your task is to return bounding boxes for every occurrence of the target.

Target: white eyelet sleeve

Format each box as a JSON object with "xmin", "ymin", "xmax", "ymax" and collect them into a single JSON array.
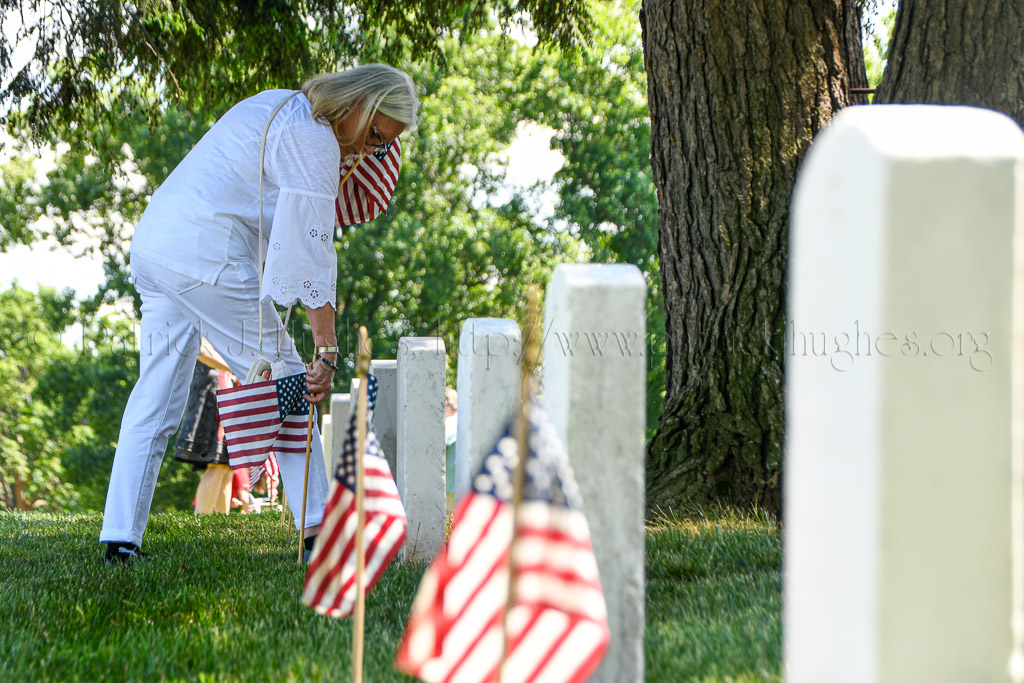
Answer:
[
  {"xmin": 261, "ymin": 111, "xmax": 340, "ymax": 308},
  {"xmin": 262, "ymin": 192, "xmax": 337, "ymax": 308}
]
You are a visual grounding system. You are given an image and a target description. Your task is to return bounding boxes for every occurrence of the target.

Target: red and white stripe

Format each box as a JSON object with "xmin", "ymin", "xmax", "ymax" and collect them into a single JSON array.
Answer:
[
  {"xmin": 218, "ymin": 380, "xmax": 309, "ymax": 470},
  {"xmin": 395, "ymin": 496, "xmax": 609, "ymax": 683},
  {"xmin": 335, "ymin": 139, "xmax": 402, "ymax": 227},
  {"xmin": 302, "ymin": 454, "xmax": 406, "ymax": 617},
  {"xmin": 264, "ymin": 453, "xmax": 280, "ymax": 502},
  {"xmin": 248, "ymin": 452, "xmax": 281, "ymax": 501}
]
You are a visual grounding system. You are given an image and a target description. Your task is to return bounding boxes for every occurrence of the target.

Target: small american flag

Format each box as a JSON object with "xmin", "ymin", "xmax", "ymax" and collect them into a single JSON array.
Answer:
[
  {"xmin": 216, "ymin": 373, "xmax": 310, "ymax": 470},
  {"xmin": 249, "ymin": 452, "xmax": 280, "ymax": 501},
  {"xmin": 336, "ymin": 138, "xmax": 402, "ymax": 226},
  {"xmin": 303, "ymin": 375, "xmax": 406, "ymax": 617},
  {"xmin": 394, "ymin": 399, "xmax": 610, "ymax": 683}
]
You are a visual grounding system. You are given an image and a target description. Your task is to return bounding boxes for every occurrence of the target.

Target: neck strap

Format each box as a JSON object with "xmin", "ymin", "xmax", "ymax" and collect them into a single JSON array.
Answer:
[{"xmin": 257, "ymin": 91, "xmax": 301, "ymax": 358}]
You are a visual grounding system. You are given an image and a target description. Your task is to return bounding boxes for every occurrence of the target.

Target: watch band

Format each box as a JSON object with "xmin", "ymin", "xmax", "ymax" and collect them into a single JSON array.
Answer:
[{"xmin": 316, "ymin": 345, "xmax": 339, "ymax": 354}]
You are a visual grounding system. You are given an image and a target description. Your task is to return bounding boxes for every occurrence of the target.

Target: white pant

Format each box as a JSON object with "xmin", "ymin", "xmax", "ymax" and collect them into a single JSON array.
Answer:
[{"xmin": 100, "ymin": 250, "xmax": 330, "ymax": 547}]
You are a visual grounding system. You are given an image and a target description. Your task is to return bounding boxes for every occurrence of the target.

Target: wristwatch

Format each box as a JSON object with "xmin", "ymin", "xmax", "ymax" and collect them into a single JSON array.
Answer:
[{"xmin": 316, "ymin": 346, "xmax": 339, "ymax": 354}]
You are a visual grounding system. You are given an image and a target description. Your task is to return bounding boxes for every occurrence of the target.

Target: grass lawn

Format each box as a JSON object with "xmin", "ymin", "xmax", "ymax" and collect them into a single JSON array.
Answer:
[{"xmin": 0, "ymin": 508, "xmax": 780, "ymax": 682}]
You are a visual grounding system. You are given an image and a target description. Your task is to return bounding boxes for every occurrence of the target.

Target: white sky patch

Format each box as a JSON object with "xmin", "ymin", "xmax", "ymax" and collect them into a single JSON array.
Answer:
[
  {"xmin": 0, "ymin": 234, "xmax": 107, "ymax": 297},
  {"xmin": 505, "ymin": 21, "xmax": 538, "ymax": 48},
  {"xmin": 480, "ymin": 120, "xmax": 566, "ymax": 221},
  {"xmin": 1, "ymin": 6, "xmax": 40, "ymax": 93},
  {"xmin": 59, "ymin": 299, "xmax": 138, "ymax": 349},
  {"xmin": 0, "ymin": 134, "xmax": 113, "ymax": 298},
  {"xmin": 503, "ymin": 121, "xmax": 565, "ymax": 188},
  {"xmin": 865, "ymin": 0, "xmax": 897, "ymax": 34}
]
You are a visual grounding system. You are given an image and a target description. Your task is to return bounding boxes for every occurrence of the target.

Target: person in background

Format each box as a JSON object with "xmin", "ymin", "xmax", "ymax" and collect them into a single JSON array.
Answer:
[
  {"xmin": 229, "ymin": 468, "xmax": 258, "ymax": 513},
  {"xmin": 175, "ymin": 339, "xmax": 236, "ymax": 514},
  {"xmin": 182, "ymin": 339, "xmax": 276, "ymax": 514},
  {"xmin": 444, "ymin": 388, "xmax": 458, "ymax": 518}
]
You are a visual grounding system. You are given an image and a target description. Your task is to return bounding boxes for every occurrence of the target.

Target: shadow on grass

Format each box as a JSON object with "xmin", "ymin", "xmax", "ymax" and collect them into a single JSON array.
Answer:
[
  {"xmin": 645, "ymin": 506, "xmax": 782, "ymax": 682},
  {"xmin": 1, "ymin": 505, "xmax": 782, "ymax": 682},
  {"xmin": 0, "ymin": 510, "xmax": 424, "ymax": 682}
]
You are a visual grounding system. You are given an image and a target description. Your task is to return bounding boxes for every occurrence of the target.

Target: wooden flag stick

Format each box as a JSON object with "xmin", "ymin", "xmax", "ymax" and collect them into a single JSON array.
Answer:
[
  {"xmin": 352, "ymin": 326, "xmax": 372, "ymax": 683},
  {"xmin": 499, "ymin": 285, "xmax": 543, "ymax": 681},
  {"xmin": 280, "ymin": 489, "xmax": 288, "ymax": 526},
  {"xmin": 296, "ymin": 157, "xmax": 364, "ymax": 557},
  {"xmin": 298, "ymin": 370, "xmax": 317, "ymax": 564}
]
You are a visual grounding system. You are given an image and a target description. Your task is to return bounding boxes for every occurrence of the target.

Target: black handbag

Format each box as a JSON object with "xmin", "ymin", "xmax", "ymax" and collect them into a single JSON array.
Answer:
[{"xmin": 174, "ymin": 362, "xmax": 230, "ymax": 467}]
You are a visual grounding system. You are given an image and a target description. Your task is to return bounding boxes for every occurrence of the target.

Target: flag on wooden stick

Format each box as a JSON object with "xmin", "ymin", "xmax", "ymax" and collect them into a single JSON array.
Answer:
[
  {"xmin": 303, "ymin": 374, "xmax": 407, "ymax": 617},
  {"xmin": 336, "ymin": 139, "xmax": 402, "ymax": 226},
  {"xmin": 249, "ymin": 452, "xmax": 280, "ymax": 501},
  {"xmin": 394, "ymin": 398, "xmax": 610, "ymax": 683},
  {"xmin": 217, "ymin": 372, "xmax": 310, "ymax": 470}
]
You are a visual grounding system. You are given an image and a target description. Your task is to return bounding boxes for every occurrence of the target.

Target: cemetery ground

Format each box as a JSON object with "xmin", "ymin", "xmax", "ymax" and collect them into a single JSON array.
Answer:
[{"xmin": 0, "ymin": 507, "xmax": 780, "ymax": 682}]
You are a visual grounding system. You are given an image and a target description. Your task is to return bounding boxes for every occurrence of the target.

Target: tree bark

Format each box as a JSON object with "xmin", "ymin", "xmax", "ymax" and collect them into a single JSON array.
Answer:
[
  {"xmin": 641, "ymin": 0, "xmax": 862, "ymax": 516},
  {"xmin": 13, "ymin": 473, "xmax": 33, "ymax": 511},
  {"xmin": 874, "ymin": 0, "xmax": 1024, "ymax": 130},
  {"xmin": 845, "ymin": 1, "xmax": 872, "ymax": 105}
]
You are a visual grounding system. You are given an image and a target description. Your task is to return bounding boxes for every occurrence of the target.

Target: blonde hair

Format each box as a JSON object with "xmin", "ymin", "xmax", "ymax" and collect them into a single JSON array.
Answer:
[{"xmin": 302, "ymin": 64, "xmax": 420, "ymax": 144}]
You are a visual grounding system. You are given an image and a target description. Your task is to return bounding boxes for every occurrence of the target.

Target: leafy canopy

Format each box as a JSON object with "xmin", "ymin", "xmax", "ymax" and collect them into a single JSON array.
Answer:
[
  {"xmin": 0, "ymin": 0, "xmax": 665, "ymax": 508},
  {"xmin": 1, "ymin": 0, "xmax": 590, "ymax": 140}
]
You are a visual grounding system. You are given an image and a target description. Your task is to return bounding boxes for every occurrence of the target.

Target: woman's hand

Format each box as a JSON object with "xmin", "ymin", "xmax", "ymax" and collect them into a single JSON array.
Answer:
[
  {"xmin": 302, "ymin": 301, "xmax": 338, "ymax": 404},
  {"xmin": 305, "ymin": 356, "xmax": 335, "ymax": 403}
]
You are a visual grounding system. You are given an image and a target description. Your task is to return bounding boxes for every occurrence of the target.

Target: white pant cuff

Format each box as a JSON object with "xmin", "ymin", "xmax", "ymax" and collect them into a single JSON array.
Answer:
[{"xmin": 99, "ymin": 529, "xmax": 143, "ymax": 547}]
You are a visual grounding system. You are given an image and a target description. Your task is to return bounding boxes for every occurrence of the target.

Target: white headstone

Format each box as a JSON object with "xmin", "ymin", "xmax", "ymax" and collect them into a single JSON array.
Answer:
[
  {"xmin": 320, "ymin": 413, "xmax": 332, "ymax": 476},
  {"xmin": 328, "ymin": 392, "xmax": 352, "ymax": 477},
  {"xmin": 370, "ymin": 359, "xmax": 399, "ymax": 476},
  {"xmin": 786, "ymin": 105, "xmax": 1024, "ymax": 682},
  {"xmin": 455, "ymin": 318, "xmax": 521, "ymax": 500},
  {"xmin": 543, "ymin": 263, "xmax": 647, "ymax": 683},
  {"xmin": 397, "ymin": 337, "xmax": 447, "ymax": 562}
]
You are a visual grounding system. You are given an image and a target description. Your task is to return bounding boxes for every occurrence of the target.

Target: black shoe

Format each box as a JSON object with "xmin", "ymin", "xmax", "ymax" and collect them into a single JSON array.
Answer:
[
  {"xmin": 103, "ymin": 542, "xmax": 149, "ymax": 564},
  {"xmin": 302, "ymin": 535, "xmax": 317, "ymax": 564}
]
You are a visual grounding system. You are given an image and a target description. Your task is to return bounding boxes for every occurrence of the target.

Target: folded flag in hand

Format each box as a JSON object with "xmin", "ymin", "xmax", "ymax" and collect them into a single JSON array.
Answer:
[
  {"xmin": 394, "ymin": 398, "xmax": 610, "ymax": 683},
  {"xmin": 303, "ymin": 374, "xmax": 406, "ymax": 618},
  {"xmin": 217, "ymin": 372, "xmax": 310, "ymax": 470}
]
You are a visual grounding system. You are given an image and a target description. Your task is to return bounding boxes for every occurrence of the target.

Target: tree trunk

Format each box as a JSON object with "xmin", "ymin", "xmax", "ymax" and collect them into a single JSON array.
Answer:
[
  {"xmin": 641, "ymin": 0, "xmax": 861, "ymax": 516},
  {"xmin": 874, "ymin": 0, "xmax": 1024, "ymax": 130},
  {"xmin": 13, "ymin": 473, "xmax": 33, "ymax": 511},
  {"xmin": 845, "ymin": 1, "xmax": 871, "ymax": 105},
  {"xmin": 0, "ymin": 479, "xmax": 13, "ymax": 510}
]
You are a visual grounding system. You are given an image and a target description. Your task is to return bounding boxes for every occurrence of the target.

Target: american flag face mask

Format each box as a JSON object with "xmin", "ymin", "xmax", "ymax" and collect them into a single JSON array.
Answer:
[{"xmin": 336, "ymin": 137, "xmax": 402, "ymax": 227}]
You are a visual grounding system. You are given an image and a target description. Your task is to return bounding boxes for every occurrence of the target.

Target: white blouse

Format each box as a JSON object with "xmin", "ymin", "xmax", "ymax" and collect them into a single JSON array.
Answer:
[{"xmin": 131, "ymin": 90, "xmax": 341, "ymax": 309}]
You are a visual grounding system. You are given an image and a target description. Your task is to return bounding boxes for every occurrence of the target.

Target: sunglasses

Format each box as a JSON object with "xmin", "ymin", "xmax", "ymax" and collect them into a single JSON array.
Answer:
[{"xmin": 365, "ymin": 122, "xmax": 394, "ymax": 157}]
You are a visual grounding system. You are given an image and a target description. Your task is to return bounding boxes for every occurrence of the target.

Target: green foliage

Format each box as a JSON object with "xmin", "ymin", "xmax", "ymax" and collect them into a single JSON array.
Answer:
[
  {"xmin": 0, "ymin": 286, "xmax": 199, "ymax": 512},
  {"xmin": 1, "ymin": 0, "xmax": 590, "ymax": 142},
  {"xmin": 519, "ymin": 0, "xmax": 665, "ymax": 433},
  {"xmin": 1, "ymin": 1, "xmax": 663, "ymax": 505},
  {"xmin": 0, "ymin": 507, "xmax": 781, "ymax": 681},
  {"xmin": 0, "ymin": 26, "xmax": 593, "ymax": 506},
  {"xmin": 33, "ymin": 309, "xmax": 201, "ymax": 513},
  {"xmin": 1, "ymin": 93, "xmax": 209, "ymax": 307},
  {"xmin": 863, "ymin": 6, "xmax": 896, "ymax": 90},
  {"xmin": 0, "ymin": 155, "xmax": 39, "ymax": 248},
  {"xmin": 31, "ymin": 314, "xmax": 136, "ymax": 512},
  {"xmin": 0, "ymin": 286, "xmax": 78, "ymax": 509},
  {"xmin": 1, "ymin": 24, "xmax": 595, "ymax": 506}
]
